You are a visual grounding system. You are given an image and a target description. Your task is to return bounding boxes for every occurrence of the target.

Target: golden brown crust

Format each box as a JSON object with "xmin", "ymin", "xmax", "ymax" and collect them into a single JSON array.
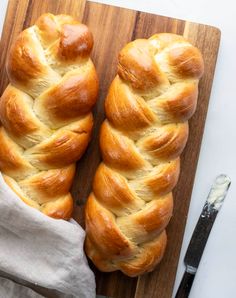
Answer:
[
  {"xmin": 168, "ymin": 46, "xmax": 204, "ymax": 78},
  {"xmin": 105, "ymin": 77, "xmax": 156, "ymax": 131},
  {"xmin": 0, "ymin": 13, "xmax": 98, "ymax": 219},
  {"xmin": 0, "ymin": 86, "xmax": 39, "ymax": 135},
  {"xmin": 37, "ymin": 64, "xmax": 98, "ymax": 121},
  {"xmin": 118, "ymin": 39, "xmax": 169, "ymax": 90},
  {"xmin": 100, "ymin": 120, "xmax": 148, "ymax": 171},
  {"xmin": 138, "ymin": 123, "xmax": 189, "ymax": 160},
  {"xmin": 41, "ymin": 194, "xmax": 73, "ymax": 220},
  {"xmin": 0, "ymin": 127, "xmax": 36, "ymax": 179},
  {"xmin": 58, "ymin": 24, "xmax": 93, "ymax": 60},
  {"xmin": 25, "ymin": 114, "xmax": 93, "ymax": 169},
  {"xmin": 85, "ymin": 33, "xmax": 204, "ymax": 276},
  {"xmin": 85, "ymin": 194, "xmax": 134, "ymax": 258},
  {"xmin": 35, "ymin": 13, "xmax": 62, "ymax": 45},
  {"xmin": 117, "ymin": 231, "xmax": 167, "ymax": 276},
  {"xmin": 18, "ymin": 165, "xmax": 76, "ymax": 203},
  {"xmin": 7, "ymin": 29, "xmax": 48, "ymax": 85},
  {"xmin": 93, "ymin": 163, "xmax": 144, "ymax": 214}
]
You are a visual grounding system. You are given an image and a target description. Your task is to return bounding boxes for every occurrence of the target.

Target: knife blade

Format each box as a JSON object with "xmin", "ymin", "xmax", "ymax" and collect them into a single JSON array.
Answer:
[{"xmin": 175, "ymin": 174, "xmax": 231, "ymax": 298}]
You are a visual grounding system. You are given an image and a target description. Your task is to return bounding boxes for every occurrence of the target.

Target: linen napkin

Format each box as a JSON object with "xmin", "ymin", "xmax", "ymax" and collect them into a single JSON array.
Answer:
[
  {"xmin": 0, "ymin": 173, "xmax": 95, "ymax": 298},
  {"xmin": 0, "ymin": 277, "xmax": 44, "ymax": 298}
]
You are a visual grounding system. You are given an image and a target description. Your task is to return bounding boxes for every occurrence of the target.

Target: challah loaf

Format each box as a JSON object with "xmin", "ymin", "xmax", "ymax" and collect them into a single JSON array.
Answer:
[
  {"xmin": 85, "ymin": 33, "xmax": 204, "ymax": 276},
  {"xmin": 0, "ymin": 13, "xmax": 98, "ymax": 219}
]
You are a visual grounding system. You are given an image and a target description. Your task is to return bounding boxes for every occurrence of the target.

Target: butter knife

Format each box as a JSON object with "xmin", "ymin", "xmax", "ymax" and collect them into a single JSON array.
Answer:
[{"xmin": 175, "ymin": 174, "xmax": 231, "ymax": 298}]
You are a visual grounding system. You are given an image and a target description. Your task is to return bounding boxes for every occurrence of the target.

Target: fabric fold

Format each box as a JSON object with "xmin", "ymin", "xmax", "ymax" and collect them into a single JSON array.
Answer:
[{"xmin": 0, "ymin": 173, "xmax": 95, "ymax": 298}]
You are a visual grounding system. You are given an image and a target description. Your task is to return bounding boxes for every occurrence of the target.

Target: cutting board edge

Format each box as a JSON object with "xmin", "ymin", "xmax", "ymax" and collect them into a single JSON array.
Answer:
[{"xmin": 90, "ymin": 0, "xmax": 222, "ymax": 37}]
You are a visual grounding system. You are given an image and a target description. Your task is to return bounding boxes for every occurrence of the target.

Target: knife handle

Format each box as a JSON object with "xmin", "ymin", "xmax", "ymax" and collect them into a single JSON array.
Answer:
[{"xmin": 175, "ymin": 271, "xmax": 195, "ymax": 298}]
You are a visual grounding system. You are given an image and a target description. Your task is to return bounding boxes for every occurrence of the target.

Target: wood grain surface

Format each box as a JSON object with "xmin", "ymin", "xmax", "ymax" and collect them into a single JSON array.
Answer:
[{"xmin": 0, "ymin": 1, "xmax": 221, "ymax": 297}]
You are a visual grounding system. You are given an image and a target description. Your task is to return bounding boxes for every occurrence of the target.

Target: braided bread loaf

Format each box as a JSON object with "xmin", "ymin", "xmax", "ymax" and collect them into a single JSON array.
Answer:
[
  {"xmin": 0, "ymin": 13, "xmax": 98, "ymax": 219},
  {"xmin": 85, "ymin": 33, "xmax": 204, "ymax": 276}
]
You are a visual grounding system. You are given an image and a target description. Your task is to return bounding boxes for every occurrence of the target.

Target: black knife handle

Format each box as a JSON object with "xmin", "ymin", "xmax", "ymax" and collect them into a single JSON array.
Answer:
[{"xmin": 175, "ymin": 271, "xmax": 195, "ymax": 298}]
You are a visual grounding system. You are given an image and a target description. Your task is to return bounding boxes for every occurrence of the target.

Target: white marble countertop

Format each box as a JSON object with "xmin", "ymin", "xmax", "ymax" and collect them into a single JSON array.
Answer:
[{"xmin": 0, "ymin": 1, "xmax": 236, "ymax": 297}]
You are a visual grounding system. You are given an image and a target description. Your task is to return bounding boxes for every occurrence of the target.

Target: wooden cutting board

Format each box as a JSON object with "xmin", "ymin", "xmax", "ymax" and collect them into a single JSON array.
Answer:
[{"xmin": 0, "ymin": 0, "xmax": 221, "ymax": 297}]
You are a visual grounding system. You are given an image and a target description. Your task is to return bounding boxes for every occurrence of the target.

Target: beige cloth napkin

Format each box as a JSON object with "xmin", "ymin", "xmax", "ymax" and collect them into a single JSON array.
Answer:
[{"xmin": 0, "ymin": 173, "xmax": 95, "ymax": 298}]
